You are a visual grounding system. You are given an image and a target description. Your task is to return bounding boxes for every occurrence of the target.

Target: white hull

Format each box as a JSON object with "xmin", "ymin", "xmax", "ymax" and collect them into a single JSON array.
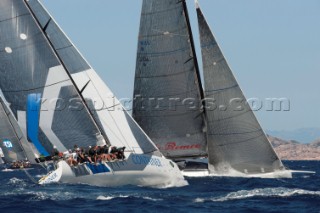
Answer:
[
  {"xmin": 39, "ymin": 153, "xmax": 187, "ymax": 188},
  {"xmin": 182, "ymin": 169, "xmax": 293, "ymax": 178}
]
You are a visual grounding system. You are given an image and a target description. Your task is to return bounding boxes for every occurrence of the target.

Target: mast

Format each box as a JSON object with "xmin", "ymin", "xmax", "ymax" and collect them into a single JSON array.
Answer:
[
  {"xmin": 182, "ymin": 0, "xmax": 205, "ymax": 102},
  {"xmin": 23, "ymin": 0, "xmax": 110, "ymax": 145}
]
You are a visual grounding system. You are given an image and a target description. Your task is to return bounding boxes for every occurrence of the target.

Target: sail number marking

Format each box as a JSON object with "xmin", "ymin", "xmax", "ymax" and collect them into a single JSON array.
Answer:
[
  {"xmin": 3, "ymin": 140, "xmax": 13, "ymax": 149},
  {"xmin": 132, "ymin": 155, "xmax": 162, "ymax": 167}
]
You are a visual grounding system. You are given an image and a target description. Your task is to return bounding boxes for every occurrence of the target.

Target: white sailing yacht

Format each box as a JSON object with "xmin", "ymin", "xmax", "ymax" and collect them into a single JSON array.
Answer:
[
  {"xmin": 0, "ymin": 0, "xmax": 186, "ymax": 187},
  {"xmin": 132, "ymin": 0, "xmax": 292, "ymax": 178}
]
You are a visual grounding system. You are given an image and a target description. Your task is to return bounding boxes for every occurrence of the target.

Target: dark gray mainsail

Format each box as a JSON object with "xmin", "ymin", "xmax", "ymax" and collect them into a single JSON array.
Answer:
[
  {"xmin": 0, "ymin": 0, "xmax": 105, "ymax": 152},
  {"xmin": 196, "ymin": 3, "xmax": 284, "ymax": 174},
  {"xmin": 133, "ymin": 0, "xmax": 207, "ymax": 159},
  {"xmin": 0, "ymin": 96, "xmax": 35, "ymax": 164}
]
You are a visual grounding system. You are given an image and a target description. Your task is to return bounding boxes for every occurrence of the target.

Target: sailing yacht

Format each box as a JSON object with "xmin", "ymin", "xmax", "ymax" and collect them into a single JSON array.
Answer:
[
  {"xmin": 133, "ymin": 0, "xmax": 292, "ymax": 178},
  {"xmin": 0, "ymin": 0, "xmax": 186, "ymax": 187},
  {"xmin": 0, "ymin": 96, "xmax": 37, "ymax": 168}
]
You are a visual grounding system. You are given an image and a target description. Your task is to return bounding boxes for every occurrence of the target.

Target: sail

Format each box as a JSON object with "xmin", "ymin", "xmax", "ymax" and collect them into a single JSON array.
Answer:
[
  {"xmin": 26, "ymin": 0, "xmax": 159, "ymax": 154},
  {"xmin": 132, "ymin": 0, "xmax": 207, "ymax": 159},
  {"xmin": 0, "ymin": 0, "xmax": 105, "ymax": 153},
  {"xmin": 0, "ymin": 96, "xmax": 32, "ymax": 164},
  {"xmin": 196, "ymin": 4, "xmax": 284, "ymax": 174}
]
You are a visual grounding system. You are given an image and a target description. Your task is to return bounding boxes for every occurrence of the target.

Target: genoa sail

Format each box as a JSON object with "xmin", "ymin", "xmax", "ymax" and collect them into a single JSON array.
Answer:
[
  {"xmin": 132, "ymin": 0, "xmax": 207, "ymax": 159},
  {"xmin": 196, "ymin": 3, "xmax": 284, "ymax": 174}
]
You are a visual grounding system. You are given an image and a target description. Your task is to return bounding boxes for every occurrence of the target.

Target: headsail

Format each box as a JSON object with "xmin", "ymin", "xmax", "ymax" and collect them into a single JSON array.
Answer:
[
  {"xmin": 133, "ymin": 0, "xmax": 207, "ymax": 159},
  {"xmin": 0, "ymin": 96, "xmax": 36, "ymax": 164},
  {"xmin": 196, "ymin": 3, "xmax": 284, "ymax": 174},
  {"xmin": 26, "ymin": 0, "xmax": 159, "ymax": 154}
]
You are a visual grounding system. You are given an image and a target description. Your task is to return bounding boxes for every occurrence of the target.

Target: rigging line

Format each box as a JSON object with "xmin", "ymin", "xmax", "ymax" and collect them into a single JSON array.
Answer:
[
  {"xmin": 137, "ymin": 46, "xmax": 190, "ymax": 56},
  {"xmin": 22, "ymin": 168, "xmax": 39, "ymax": 184},
  {"xmin": 208, "ymin": 128, "xmax": 262, "ymax": 136},
  {"xmin": 2, "ymin": 79, "xmax": 71, "ymax": 93},
  {"xmin": 55, "ymin": 45, "xmax": 73, "ymax": 51},
  {"xmin": 136, "ymin": 68, "xmax": 194, "ymax": 79},
  {"xmin": 205, "ymin": 84, "xmax": 239, "ymax": 93},
  {"xmin": 134, "ymin": 110, "xmax": 200, "ymax": 118},
  {"xmin": 0, "ymin": 13, "xmax": 29, "ymax": 23},
  {"xmin": 23, "ymin": 0, "xmax": 110, "ymax": 146},
  {"xmin": 109, "ymin": 110, "xmax": 134, "ymax": 152},
  {"xmin": 96, "ymin": 103, "xmax": 122, "ymax": 111},
  {"xmin": 135, "ymin": 88, "xmax": 199, "ymax": 99},
  {"xmin": 141, "ymin": 4, "xmax": 182, "ymax": 16},
  {"xmin": 216, "ymin": 132, "xmax": 264, "ymax": 147},
  {"xmin": 207, "ymin": 110, "xmax": 251, "ymax": 123},
  {"xmin": 99, "ymin": 114, "xmax": 132, "ymax": 151}
]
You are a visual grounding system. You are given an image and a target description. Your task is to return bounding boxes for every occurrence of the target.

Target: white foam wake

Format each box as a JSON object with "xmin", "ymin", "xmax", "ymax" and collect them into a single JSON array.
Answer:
[
  {"xmin": 96, "ymin": 195, "xmax": 163, "ymax": 202},
  {"xmin": 2, "ymin": 169, "xmax": 14, "ymax": 172},
  {"xmin": 97, "ymin": 195, "xmax": 129, "ymax": 201},
  {"xmin": 194, "ymin": 187, "xmax": 320, "ymax": 203}
]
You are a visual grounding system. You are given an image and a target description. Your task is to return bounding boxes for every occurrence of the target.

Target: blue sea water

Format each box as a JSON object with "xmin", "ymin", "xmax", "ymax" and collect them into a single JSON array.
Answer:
[{"xmin": 0, "ymin": 161, "xmax": 319, "ymax": 213}]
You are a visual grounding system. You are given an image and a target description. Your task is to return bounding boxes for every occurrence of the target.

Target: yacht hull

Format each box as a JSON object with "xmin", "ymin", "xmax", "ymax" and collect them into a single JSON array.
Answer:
[
  {"xmin": 182, "ymin": 168, "xmax": 293, "ymax": 178},
  {"xmin": 39, "ymin": 153, "xmax": 187, "ymax": 188}
]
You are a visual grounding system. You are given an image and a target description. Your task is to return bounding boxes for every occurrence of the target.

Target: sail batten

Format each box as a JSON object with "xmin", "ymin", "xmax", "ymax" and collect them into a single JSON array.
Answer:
[{"xmin": 196, "ymin": 4, "xmax": 283, "ymax": 174}]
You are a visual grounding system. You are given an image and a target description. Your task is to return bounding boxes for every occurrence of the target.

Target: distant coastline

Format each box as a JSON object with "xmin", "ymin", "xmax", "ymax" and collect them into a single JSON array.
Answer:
[{"xmin": 268, "ymin": 135, "xmax": 320, "ymax": 161}]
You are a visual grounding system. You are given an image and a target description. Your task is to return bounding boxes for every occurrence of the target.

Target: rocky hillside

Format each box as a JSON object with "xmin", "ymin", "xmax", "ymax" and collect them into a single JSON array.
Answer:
[{"xmin": 268, "ymin": 135, "xmax": 320, "ymax": 160}]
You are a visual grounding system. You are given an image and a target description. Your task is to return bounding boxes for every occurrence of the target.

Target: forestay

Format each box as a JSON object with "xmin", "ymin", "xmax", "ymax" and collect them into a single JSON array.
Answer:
[
  {"xmin": 133, "ymin": 0, "xmax": 207, "ymax": 159},
  {"xmin": 196, "ymin": 4, "xmax": 284, "ymax": 174}
]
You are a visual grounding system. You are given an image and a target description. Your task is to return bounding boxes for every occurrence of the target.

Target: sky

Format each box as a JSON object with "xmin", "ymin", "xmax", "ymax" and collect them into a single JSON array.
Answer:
[{"xmin": 41, "ymin": 0, "xmax": 320, "ymax": 131}]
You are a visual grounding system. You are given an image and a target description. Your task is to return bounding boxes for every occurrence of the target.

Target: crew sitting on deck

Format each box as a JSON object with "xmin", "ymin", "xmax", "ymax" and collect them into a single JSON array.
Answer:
[
  {"xmin": 59, "ymin": 144, "xmax": 126, "ymax": 166},
  {"xmin": 64, "ymin": 149, "xmax": 78, "ymax": 166}
]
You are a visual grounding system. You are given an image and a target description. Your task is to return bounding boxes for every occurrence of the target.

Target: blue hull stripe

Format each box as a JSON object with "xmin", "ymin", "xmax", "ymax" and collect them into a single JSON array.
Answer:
[{"xmin": 86, "ymin": 163, "xmax": 110, "ymax": 174}]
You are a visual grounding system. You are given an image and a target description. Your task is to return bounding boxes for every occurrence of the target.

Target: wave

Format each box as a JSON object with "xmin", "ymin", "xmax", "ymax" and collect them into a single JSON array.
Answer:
[
  {"xmin": 8, "ymin": 177, "xmax": 27, "ymax": 187},
  {"xmin": 97, "ymin": 195, "xmax": 129, "ymax": 201},
  {"xmin": 194, "ymin": 187, "xmax": 320, "ymax": 203},
  {"xmin": 97, "ymin": 195, "xmax": 163, "ymax": 202},
  {"xmin": 1, "ymin": 169, "xmax": 14, "ymax": 172}
]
